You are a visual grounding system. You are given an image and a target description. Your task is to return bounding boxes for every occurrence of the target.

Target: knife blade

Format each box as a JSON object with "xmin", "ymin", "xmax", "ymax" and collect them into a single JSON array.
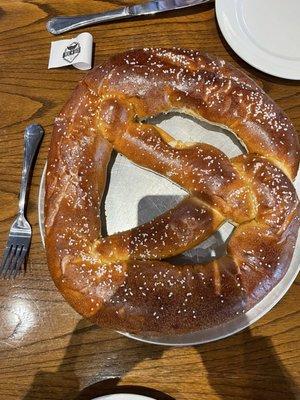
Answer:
[{"xmin": 47, "ymin": 0, "xmax": 214, "ymax": 35}]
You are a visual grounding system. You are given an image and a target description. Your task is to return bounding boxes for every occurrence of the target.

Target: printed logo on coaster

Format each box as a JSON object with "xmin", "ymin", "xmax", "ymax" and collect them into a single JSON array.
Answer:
[{"xmin": 62, "ymin": 42, "xmax": 81, "ymax": 63}]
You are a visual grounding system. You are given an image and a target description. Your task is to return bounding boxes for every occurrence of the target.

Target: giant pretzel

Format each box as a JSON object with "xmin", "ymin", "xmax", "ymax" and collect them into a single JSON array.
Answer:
[{"xmin": 45, "ymin": 48, "xmax": 300, "ymax": 334}]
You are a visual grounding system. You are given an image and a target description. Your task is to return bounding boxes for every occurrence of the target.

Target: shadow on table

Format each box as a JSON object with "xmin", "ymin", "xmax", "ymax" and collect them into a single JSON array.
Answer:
[
  {"xmin": 196, "ymin": 327, "xmax": 299, "ymax": 400},
  {"xmin": 23, "ymin": 317, "xmax": 298, "ymax": 400},
  {"xmin": 22, "ymin": 319, "xmax": 173, "ymax": 400},
  {"xmin": 22, "ymin": 320, "xmax": 82, "ymax": 400}
]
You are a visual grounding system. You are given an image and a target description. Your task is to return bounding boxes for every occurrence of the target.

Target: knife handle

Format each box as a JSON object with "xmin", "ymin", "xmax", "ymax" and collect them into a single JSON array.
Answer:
[
  {"xmin": 47, "ymin": 0, "xmax": 214, "ymax": 35},
  {"xmin": 47, "ymin": 7, "xmax": 131, "ymax": 35}
]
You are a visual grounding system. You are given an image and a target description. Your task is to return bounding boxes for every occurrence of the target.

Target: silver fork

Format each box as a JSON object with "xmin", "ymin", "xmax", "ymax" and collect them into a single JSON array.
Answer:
[{"xmin": 0, "ymin": 125, "xmax": 44, "ymax": 278}]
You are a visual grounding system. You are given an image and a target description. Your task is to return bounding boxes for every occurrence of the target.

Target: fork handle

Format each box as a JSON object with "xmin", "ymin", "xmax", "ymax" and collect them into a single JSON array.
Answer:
[{"xmin": 18, "ymin": 125, "xmax": 44, "ymax": 216}]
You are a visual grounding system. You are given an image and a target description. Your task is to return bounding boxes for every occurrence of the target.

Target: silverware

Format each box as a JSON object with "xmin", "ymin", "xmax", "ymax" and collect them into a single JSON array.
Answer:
[
  {"xmin": 47, "ymin": 0, "xmax": 214, "ymax": 35},
  {"xmin": 0, "ymin": 125, "xmax": 44, "ymax": 278}
]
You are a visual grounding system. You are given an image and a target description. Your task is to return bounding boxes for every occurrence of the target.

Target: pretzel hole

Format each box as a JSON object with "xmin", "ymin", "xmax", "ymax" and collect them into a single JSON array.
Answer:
[
  {"xmin": 102, "ymin": 112, "xmax": 238, "ymax": 265},
  {"xmin": 145, "ymin": 111, "xmax": 246, "ymax": 158}
]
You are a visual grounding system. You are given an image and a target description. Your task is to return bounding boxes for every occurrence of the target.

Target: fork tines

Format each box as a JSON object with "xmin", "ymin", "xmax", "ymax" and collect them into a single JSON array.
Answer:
[{"xmin": 0, "ymin": 243, "xmax": 28, "ymax": 278}]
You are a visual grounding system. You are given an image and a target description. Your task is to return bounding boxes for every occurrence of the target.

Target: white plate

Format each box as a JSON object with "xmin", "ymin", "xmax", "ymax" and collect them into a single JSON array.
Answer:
[
  {"xmin": 39, "ymin": 114, "xmax": 300, "ymax": 346},
  {"xmin": 92, "ymin": 395, "xmax": 154, "ymax": 400},
  {"xmin": 216, "ymin": 0, "xmax": 300, "ymax": 80}
]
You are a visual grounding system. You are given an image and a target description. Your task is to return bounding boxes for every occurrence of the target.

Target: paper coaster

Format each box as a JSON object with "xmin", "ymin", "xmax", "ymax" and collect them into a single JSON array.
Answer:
[{"xmin": 48, "ymin": 32, "xmax": 93, "ymax": 70}]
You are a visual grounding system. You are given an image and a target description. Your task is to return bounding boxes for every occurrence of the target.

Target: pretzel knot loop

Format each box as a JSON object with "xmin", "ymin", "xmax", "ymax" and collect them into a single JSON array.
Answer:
[{"xmin": 45, "ymin": 49, "xmax": 300, "ymax": 335}]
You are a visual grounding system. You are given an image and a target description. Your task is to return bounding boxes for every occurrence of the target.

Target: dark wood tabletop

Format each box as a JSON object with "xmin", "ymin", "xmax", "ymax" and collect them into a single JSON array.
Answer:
[{"xmin": 0, "ymin": 1, "xmax": 299, "ymax": 399}]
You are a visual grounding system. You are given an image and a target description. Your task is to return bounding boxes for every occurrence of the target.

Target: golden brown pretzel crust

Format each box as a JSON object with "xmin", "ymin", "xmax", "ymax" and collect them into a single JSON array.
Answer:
[{"xmin": 45, "ymin": 48, "xmax": 300, "ymax": 335}]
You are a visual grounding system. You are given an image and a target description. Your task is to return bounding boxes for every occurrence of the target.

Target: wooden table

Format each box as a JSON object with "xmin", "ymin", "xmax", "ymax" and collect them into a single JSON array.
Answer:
[{"xmin": 0, "ymin": 1, "xmax": 299, "ymax": 399}]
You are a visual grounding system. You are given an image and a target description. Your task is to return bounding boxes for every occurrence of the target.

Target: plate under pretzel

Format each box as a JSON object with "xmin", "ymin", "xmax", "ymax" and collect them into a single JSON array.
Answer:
[{"xmin": 39, "ymin": 112, "xmax": 300, "ymax": 346}]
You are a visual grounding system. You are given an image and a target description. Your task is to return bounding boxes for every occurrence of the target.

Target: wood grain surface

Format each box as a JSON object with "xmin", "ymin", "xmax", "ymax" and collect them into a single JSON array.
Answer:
[{"xmin": 0, "ymin": 1, "xmax": 299, "ymax": 399}]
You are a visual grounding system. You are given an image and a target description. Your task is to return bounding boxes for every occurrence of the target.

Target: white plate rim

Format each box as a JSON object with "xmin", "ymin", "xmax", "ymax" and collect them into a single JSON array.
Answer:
[
  {"xmin": 215, "ymin": 0, "xmax": 300, "ymax": 80},
  {"xmin": 92, "ymin": 395, "xmax": 154, "ymax": 400}
]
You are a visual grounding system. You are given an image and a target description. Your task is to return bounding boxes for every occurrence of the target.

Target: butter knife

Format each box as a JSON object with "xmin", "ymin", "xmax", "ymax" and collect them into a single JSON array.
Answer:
[{"xmin": 47, "ymin": 0, "xmax": 213, "ymax": 35}]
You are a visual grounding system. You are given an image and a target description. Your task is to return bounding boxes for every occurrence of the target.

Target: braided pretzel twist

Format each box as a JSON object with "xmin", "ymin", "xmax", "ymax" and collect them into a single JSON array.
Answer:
[{"xmin": 45, "ymin": 49, "xmax": 300, "ymax": 334}]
